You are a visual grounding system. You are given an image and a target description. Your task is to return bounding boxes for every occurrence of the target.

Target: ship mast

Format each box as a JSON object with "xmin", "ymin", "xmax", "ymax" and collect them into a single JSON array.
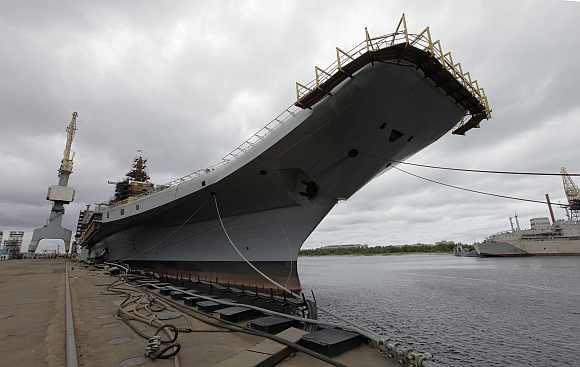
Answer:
[
  {"xmin": 109, "ymin": 152, "xmax": 154, "ymax": 203},
  {"xmin": 28, "ymin": 112, "xmax": 79, "ymax": 255},
  {"xmin": 514, "ymin": 213, "xmax": 521, "ymax": 231}
]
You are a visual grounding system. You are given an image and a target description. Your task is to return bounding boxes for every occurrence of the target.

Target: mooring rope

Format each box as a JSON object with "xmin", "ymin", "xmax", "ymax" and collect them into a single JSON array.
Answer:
[
  {"xmin": 389, "ymin": 159, "xmax": 580, "ymax": 176},
  {"xmin": 211, "ymin": 192, "xmax": 437, "ymax": 366},
  {"xmin": 212, "ymin": 193, "xmax": 385, "ymax": 341},
  {"xmin": 393, "ymin": 166, "xmax": 569, "ymax": 207}
]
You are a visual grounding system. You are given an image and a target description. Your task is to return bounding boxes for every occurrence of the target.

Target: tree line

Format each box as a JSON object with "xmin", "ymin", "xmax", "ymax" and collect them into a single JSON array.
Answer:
[{"xmin": 298, "ymin": 241, "xmax": 462, "ymax": 256}]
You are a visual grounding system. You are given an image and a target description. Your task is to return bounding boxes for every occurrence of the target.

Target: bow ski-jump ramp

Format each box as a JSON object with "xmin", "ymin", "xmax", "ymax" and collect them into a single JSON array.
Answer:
[{"xmin": 78, "ymin": 15, "xmax": 491, "ymax": 290}]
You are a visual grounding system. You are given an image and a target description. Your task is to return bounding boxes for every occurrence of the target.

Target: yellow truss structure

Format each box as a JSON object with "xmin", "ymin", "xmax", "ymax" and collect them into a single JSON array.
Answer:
[{"xmin": 295, "ymin": 14, "xmax": 491, "ymax": 119}]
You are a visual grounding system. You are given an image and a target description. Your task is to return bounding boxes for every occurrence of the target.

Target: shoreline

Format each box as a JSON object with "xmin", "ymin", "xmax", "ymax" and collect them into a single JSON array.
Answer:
[{"xmin": 298, "ymin": 252, "xmax": 451, "ymax": 257}]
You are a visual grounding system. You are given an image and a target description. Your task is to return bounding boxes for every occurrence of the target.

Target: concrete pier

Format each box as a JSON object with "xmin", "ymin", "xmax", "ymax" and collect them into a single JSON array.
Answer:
[
  {"xmin": 0, "ymin": 259, "xmax": 66, "ymax": 367},
  {"xmin": 0, "ymin": 259, "xmax": 396, "ymax": 367}
]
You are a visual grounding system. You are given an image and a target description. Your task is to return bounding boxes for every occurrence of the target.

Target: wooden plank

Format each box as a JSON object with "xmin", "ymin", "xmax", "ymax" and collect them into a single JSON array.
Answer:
[{"xmin": 212, "ymin": 327, "xmax": 308, "ymax": 367}]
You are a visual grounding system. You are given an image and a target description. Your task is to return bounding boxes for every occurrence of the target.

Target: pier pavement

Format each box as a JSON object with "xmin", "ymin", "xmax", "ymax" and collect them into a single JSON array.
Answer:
[{"xmin": 0, "ymin": 259, "xmax": 392, "ymax": 367}]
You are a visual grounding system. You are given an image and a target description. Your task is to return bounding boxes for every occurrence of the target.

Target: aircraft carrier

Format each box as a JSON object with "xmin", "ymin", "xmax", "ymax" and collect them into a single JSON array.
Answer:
[{"xmin": 77, "ymin": 15, "xmax": 491, "ymax": 290}]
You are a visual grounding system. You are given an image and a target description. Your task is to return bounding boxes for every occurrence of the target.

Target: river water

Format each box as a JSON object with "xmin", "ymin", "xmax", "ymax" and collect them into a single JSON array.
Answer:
[{"xmin": 298, "ymin": 255, "xmax": 580, "ymax": 366}]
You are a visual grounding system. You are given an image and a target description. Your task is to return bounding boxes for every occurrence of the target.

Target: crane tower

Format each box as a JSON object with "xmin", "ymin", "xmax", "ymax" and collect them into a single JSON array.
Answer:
[
  {"xmin": 28, "ymin": 112, "xmax": 78, "ymax": 255},
  {"xmin": 560, "ymin": 167, "xmax": 580, "ymax": 223}
]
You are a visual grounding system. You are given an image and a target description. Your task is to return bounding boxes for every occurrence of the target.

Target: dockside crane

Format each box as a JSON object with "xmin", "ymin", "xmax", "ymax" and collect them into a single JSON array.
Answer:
[
  {"xmin": 28, "ymin": 112, "xmax": 78, "ymax": 255},
  {"xmin": 560, "ymin": 167, "xmax": 580, "ymax": 223}
]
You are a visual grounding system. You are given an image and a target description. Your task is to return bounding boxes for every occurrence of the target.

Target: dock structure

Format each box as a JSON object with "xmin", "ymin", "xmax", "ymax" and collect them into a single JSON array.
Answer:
[{"xmin": 0, "ymin": 259, "xmax": 434, "ymax": 367}]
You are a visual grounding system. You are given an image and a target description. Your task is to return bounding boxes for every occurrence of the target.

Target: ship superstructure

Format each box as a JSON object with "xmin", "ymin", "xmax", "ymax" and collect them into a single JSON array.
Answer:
[
  {"xmin": 78, "ymin": 15, "xmax": 491, "ymax": 290},
  {"xmin": 108, "ymin": 154, "xmax": 155, "ymax": 204}
]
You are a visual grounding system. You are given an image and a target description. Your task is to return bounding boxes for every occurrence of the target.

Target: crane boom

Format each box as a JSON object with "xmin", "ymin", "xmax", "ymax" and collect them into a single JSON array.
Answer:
[
  {"xmin": 60, "ymin": 112, "xmax": 78, "ymax": 175},
  {"xmin": 561, "ymin": 167, "xmax": 580, "ymax": 223},
  {"xmin": 561, "ymin": 167, "xmax": 580, "ymax": 206}
]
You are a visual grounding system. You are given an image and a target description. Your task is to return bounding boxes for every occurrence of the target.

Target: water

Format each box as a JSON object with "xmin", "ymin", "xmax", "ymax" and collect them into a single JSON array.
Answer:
[{"xmin": 298, "ymin": 255, "xmax": 580, "ymax": 366}]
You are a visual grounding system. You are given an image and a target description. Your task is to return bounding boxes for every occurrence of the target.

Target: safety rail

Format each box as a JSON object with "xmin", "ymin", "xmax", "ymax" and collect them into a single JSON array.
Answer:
[
  {"xmin": 106, "ymin": 104, "xmax": 302, "ymax": 208},
  {"xmin": 162, "ymin": 105, "xmax": 300, "ymax": 186},
  {"xmin": 295, "ymin": 14, "xmax": 491, "ymax": 117}
]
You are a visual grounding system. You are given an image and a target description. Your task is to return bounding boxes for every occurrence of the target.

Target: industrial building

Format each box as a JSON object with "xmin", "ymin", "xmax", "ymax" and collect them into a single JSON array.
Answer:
[{"xmin": 2, "ymin": 231, "xmax": 25, "ymax": 259}]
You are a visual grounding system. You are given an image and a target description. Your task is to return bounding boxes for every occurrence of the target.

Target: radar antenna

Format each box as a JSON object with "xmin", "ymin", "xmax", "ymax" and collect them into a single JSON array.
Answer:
[{"xmin": 561, "ymin": 167, "xmax": 580, "ymax": 223}]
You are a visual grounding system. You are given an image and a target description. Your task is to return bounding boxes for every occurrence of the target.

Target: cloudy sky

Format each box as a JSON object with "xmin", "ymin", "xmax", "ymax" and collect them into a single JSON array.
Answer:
[{"xmin": 1, "ymin": 0, "xmax": 579, "ymax": 251}]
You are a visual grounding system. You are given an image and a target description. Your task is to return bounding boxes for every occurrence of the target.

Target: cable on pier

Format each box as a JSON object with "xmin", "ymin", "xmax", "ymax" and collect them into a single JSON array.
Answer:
[
  {"xmin": 104, "ymin": 269, "xmax": 349, "ymax": 367},
  {"xmin": 104, "ymin": 277, "xmax": 184, "ymax": 365}
]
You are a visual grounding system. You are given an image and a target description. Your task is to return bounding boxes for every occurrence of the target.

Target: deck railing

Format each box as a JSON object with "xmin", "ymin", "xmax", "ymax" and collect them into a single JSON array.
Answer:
[
  {"xmin": 164, "ymin": 105, "xmax": 301, "ymax": 186},
  {"xmin": 296, "ymin": 14, "xmax": 491, "ymax": 117},
  {"xmin": 106, "ymin": 14, "xmax": 490, "ymax": 208},
  {"xmin": 106, "ymin": 104, "xmax": 302, "ymax": 208}
]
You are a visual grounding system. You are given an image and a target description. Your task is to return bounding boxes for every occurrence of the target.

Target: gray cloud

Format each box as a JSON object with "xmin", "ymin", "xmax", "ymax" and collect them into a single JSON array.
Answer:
[{"xmin": 1, "ymin": 0, "xmax": 579, "ymax": 251}]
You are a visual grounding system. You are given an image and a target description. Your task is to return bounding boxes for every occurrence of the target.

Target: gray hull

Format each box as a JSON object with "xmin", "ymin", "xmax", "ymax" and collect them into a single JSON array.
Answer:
[
  {"xmin": 84, "ymin": 44, "xmax": 485, "ymax": 289},
  {"xmin": 475, "ymin": 240, "xmax": 529, "ymax": 257},
  {"xmin": 476, "ymin": 237, "xmax": 580, "ymax": 257}
]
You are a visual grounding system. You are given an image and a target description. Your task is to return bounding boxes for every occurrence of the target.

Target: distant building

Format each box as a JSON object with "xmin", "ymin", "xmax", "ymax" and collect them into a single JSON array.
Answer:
[
  {"xmin": 9, "ymin": 231, "xmax": 24, "ymax": 244},
  {"xmin": 3, "ymin": 231, "xmax": 24, "ymax": 258},
  {"xmin": 320, "ymin": 244, "xmax": 368, "ymax": 250}
]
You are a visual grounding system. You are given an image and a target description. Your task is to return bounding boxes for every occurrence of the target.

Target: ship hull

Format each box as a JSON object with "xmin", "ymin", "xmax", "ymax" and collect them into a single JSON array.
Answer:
[
  {"xmin": 125, "ymin": 260, "xmax": 300, "ymax": 290},
  {"xmin": 476, "ymin": 238, "xmax": 580, "ymax": 257},
  {"xmin": 85, "ymin": 58, "xmax": 473, "ymax": 289}
]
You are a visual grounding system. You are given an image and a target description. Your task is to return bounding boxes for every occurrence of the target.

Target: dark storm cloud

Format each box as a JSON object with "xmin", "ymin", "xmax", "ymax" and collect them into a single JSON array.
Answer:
[{"xmin": 1, "ymin": 0, "xmax": 579, "ymax": 250}]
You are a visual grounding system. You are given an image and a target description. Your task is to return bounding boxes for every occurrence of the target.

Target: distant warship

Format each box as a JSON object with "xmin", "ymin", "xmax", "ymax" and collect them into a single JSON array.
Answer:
[
  {"xmin": 476, "ymin": 168, "xmax": 580, "ymax": 257},
  {"xmin": 476, "ymin": 218, "xmax": 580, "ymax": 256},
  {"xmin": 77, "ymin": 15, "xmax": 491, "ymax": 290}
]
